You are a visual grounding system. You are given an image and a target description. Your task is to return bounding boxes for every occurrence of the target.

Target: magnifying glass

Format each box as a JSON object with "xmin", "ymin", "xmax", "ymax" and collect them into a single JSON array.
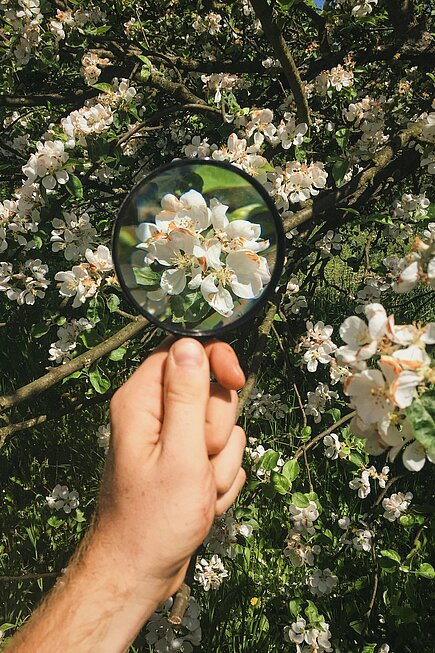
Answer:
[{"xmin": 112, "ymin": 159, "xmax": 285, "ymax": 336}]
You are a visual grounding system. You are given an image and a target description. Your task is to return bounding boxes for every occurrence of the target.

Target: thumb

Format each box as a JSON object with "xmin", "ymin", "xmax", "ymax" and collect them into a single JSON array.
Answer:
[{"xmin": 161, "ymin": 338, "xmax": 210, "ymax": 457}]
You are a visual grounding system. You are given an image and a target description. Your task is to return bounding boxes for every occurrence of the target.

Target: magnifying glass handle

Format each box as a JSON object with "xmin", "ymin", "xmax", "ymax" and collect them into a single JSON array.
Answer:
[{"xmin": 167, "ymin": 545, "xmax": 203, "ymax": 625}]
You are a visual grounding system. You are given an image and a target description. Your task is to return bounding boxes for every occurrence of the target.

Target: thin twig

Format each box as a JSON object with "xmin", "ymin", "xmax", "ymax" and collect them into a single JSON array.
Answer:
[
  {"xmin": 371, "ymin": 475, "xmax": 405, "ymax": 509},
  {"xmin": 293, "ymin": 411, "xmax": 356, "ymax": 460},
  {"xmin": 292, "ymin": 383, "xmax": 307, "ymax": 428}
]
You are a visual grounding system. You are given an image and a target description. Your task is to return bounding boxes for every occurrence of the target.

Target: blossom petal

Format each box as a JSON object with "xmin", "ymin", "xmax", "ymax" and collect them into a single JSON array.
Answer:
[
  {"xmin": 402, "ymin": 440, "xmax": 426, "ymax": 472},
  {"xmin": 160, "ymin": 268, "xmax": 186, "ymax": 295}
]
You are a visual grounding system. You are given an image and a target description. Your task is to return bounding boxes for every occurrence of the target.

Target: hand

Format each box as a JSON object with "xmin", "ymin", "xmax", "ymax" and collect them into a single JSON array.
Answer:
[{"xmin": 94, "ymin": 337, "xmax": 246, "ymax": 603}]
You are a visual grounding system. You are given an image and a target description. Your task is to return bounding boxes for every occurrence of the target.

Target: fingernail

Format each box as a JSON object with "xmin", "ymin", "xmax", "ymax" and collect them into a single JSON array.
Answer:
[{"xmin": 172, "ymin": 340, "xmax": 204, "ymax": 366}]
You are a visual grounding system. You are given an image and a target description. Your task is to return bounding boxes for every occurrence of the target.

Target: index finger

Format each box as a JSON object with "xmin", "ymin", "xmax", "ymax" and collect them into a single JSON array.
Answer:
[{"xmin": 203, "ymin": 340, "xmax": 245, "ymax": 390}]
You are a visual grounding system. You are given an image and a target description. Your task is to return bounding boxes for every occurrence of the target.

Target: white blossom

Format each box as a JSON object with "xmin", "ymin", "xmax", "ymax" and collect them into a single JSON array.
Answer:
[
  {"xmin": 96, "ymin": 423, "xmax": 111, "ymax": 452},
  {"xmin": 22, "ymin": 140, "xmax": 70, "ymax": 190},
  {"xmin": 195, "ymin": 555, "xmax": 228, "ymax": 591},
  {"xmin": 46, "ymin": 484, "xmax": 79, "ymax": 513},
  {"xmin": 289, "ymin": 501, "xmax": 319, "ymax": 535},
  {"xmin": 382, "ymin": 492, "xmax": 413, "ymax": 521},
  {"xmin": 352, "ymin": 529, "xmax": 372, "ymax": 552},
  {"xmin": 307, "ymin": 568, "xmax": 338, "ymax": 596}
]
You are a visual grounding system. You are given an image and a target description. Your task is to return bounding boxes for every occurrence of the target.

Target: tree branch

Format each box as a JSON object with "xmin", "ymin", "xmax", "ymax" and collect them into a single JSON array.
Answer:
[
  {"xmin": 0, "ymin": 89, "xmax": 99, "ymax": 107},
  {"xmin": 0, "ymin": 572, "xmax": 58, "ymax": 582},
  {"xmin": 249, "ymin": 0, "xmax": 310, "ymax": 124},
  {"xmin": 0, "ymin": 318, "xmax": 148, "ymax": 414},
  {"xmin": 0, "ymin": 392, "xmax": 112, "ymax": 449}
]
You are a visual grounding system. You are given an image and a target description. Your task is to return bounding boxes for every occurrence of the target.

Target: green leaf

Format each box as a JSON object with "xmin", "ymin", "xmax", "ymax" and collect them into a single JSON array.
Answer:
[
  {"xmin": 91, "ymin": 83, "xmax": 113, "ymax": 92},
  {"xmin": 304, "ymin": 600, "xmax": 319, "ymax": 624},
  {"xmin": 271, "ymin": 471, "xmax": 291, "ymax": 495},
  {"xmin": 349, "ymin": 620, "xmax": 364, "ymax": 634},
  {"xmin": 332, "ymin": 159, "xmax": 349, "ymax": 186},
  {"xmin": 289, "ymin": 599, "xmax": 301, "ymax": 617},
  {"xmin": 260, "ymin": 449, "xmax": 280, "ymax": 471},
  {"xmin": 379, "ymin": 549, "xmax": 401, "ymax": 569},
  {"xmin": 31, "ymin": 322, "xmax": 50, "ymax": 338},
  {"xmin": 108, "ymin": 346, "xmax": 127, "ymax": 361},
  {"xmin": 0, "ymin": 623, "xmax": 16, "ymax": 633},
  {"xmin": 282, "ymin": 459, "xmax": 300, "ymax": 483},
  {"xmin": 74, "ymin": 509, "xmax": 86, "ymax": 523},
  {"xmin": 416, "ymin": 563, "xmax": 435, "ymax": 579},
  {"xmin": 406, "ymin": 390, "xmax": 435, "ymax": 454},
  {"xmin": 399, "ymin": 513, "xmax": 425, "ymax": 526},
  {"xmin": 335, "ymin": 128, "xmax": 350, "ymax": 150},
  {"xmin": 89, "ymin": 368, "xmax": 111, "ymax": 394},
  {"xmin": 86, "ymin": 295, "xmax": 104, "ymax": 325},
  {"xmin": 361, "ymin": 646, "xmax": 376, "ymax": 653},
  {"xmin": 107, "ymin": 293, "xmax": 121, "ymax": 313},
  {"xmin": 291, "ymin": 492, "xmax": 310, "ymax": 508},
  {"xmin": 133, "ymin": 266, "xmax": 160, "ymax": 287},
  {"xmin": 65, "ymin": 174, "xmax": 83, "ymax": 199},
  {"xmin": 47, "ymin": 516, "xmax": 64, "ymax": 528}
]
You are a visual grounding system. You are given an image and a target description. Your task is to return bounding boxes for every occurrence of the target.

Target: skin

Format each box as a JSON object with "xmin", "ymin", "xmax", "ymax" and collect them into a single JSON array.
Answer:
[{"xmin": 6, "ymin": 337, "xmax": 246, "ymax": 653}]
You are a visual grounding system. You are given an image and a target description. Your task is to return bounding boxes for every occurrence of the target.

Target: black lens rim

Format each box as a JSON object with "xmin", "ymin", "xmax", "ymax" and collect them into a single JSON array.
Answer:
[{"xmin": 112, "ymin": 158, "xmax": 285, "ymax": 338}]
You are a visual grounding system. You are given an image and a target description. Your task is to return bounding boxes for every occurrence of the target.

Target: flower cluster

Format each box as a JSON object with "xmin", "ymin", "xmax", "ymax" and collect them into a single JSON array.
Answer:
[
  {"xmin": 385, "ymin": 224, "xmax": 435, "ymax": 294},
  {"xmin": 193, "ymin": 12, "xmax": 222, "ymax": 35},
  {"xmin": 0, "ymin": 198, "xmax": 40, "ymax": 253},
  {"xmin": 284, "ymin": 530, "xmax": 321, "ymax": 567},
  {"xmin": 61, "ymin": 104, "xmax": 113, "ymax": 148},
  {"xmin": 307, "ymin": 567, "xmax": 339, "ymax": 596},
  {"xmin": 55, "ymin": 245, "xmax": 113, "ymax": 308},
  {"xmin": 386, "ymin": 193, "xmax": 430, "ymax": 239},
  {"xmin": 134, "ymin": 189, "xmax": 270, "ymax": 319},
  {"xmin": 46, "ymin": 484, "xmax": 79, "ymax": 513},
  {"xmin": 305, "ymin": 383, "xmax": 338, "ymax": 423},
  {"xmin": 289, "ymin": 501, "xmax": 319, "ymax": 534},
  {"xmin": 323, "ymin": 432, "xmax": 347, "ymax": 459},
  {"xmin": 382, "ymin": 492, "xmax": 413, "ymax": 522},
  {"xmin": 81, "ymin": 52, "xmax": 110, "ymax": 86},
  {"xmin": 48, "ymin": 317, "xmax": 92, "ymax": 364},
  {"xmin": 296, "ymin": 321, "xmax": 337, "ymax": 373},
  {"xmin": 195, "ymin": 555, "xmax": 228, "ymax": 591},
  {"xmin": 22, "ymin": 140, "xmax": 70, "ymax": 191},
  {"xmin": 50, "ymin": 211, "xmax": 97, "ymax": 261},
  {"xmin": 145, "ymin": 597, "xmax": 201, "ymax": 653},
  {"xmin": 266, "ymin": 160, "xmax": 328, "ymax": 210},
  {"xmin": 349, "ymin": 465, "xmax": 389, "ymax": 498},
  {"xmin": 344, "ymin": 95, "xmax": 388, "ymax": 161},
  {"xmin": 284, "ymin": 618, "xmax": 333, "ymax": 653},
  {"xmin": 4, "ymin": 0, "xmax": 43, "ymax": 65},
  {"xmin": 205, "ymin": 509, "xmax": 253, "ymax": 558},
  {"xmin": 200, "ymin": 73, "xmax": 243, "ymax": 104},
  {"xmin": 0, "ymin": 258, "xmax": 49, "ymax": 305},
  {"xmin": 311, "ymin": 64, "xmax": 354, "ymax": 96},
  {"xmin": 315, "ymin": 230, "xmax": 342, "ymax": 259},
  {"xmin": 244, "ymin": 387, "xmax": 288, "ymax": 420},
  {"xmin": 337, "ymin": 303, "xmax": 434, "ymax": 465}
]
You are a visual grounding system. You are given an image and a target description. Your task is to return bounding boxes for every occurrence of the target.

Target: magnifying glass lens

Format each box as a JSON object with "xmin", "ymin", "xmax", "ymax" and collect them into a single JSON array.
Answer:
[{"xmin": 112, "ymin": 160, "xmax": 284, "ymax": 336}]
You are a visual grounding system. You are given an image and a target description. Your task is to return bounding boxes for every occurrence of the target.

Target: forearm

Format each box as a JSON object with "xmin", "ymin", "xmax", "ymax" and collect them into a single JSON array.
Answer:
[{"xmin": 5, "ymin": 530, "xmax": 169, "ymax": 653}]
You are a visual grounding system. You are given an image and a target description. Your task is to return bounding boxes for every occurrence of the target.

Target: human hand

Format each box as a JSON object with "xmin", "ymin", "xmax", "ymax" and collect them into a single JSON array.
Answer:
[{"xmin": 93, "ymin": 337, "xmax": 246, "ymax": 606}]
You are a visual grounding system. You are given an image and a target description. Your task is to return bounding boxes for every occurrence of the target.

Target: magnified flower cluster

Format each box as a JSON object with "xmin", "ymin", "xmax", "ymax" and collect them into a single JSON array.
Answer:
[{"xmin": 134, "ymin": 189, "xmax": 271, "ymax": 319}]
